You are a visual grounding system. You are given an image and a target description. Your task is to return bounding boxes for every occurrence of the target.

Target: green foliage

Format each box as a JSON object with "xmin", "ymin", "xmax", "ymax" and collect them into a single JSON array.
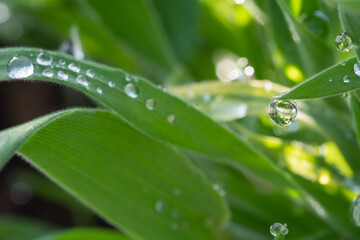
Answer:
[{"xmin": 1, "ymin": 0, "xmax": 360, "ymax": 240}]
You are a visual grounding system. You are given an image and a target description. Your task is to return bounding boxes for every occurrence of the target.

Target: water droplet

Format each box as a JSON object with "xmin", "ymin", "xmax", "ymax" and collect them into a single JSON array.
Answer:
[
  {"xmin": 350, "ymin": 195, "xmax": 360, "ymax": 227},
  {"xmin": 329, "ymin": 78, "xmax": 333, "ymax": 82},
  {"xmin": 343, "ymin": 75, "xmax": 350, "ymax": 83},
  {"xmin": 268, "ymin": 100, "xmax": 297, "ymax": 126},
  {"xmin": 145, "ymin": 98, "xmax": 155, "ymax": 110},
  {"xmin": 59, "ymin": 59, "xmax": 66, "ymax": 65},
  {"xmin": 108, "ymin": 81, "xmax": 115, "ymax": 88},
  {"xmin": 76, "ymin": 75, "xmax": 89, "ymax": 88},
  {"xmin": 172, "ymin": 188, "xmax": 182, "ymax": 196},
  {"xmin": 96, "ymin": 87, "xmax": 103, "ymax": 94},
  {"xmin": 134, "ymin": 77, "xmax": 139, "ymax": 83},
  {"xmin": 212, "ymin": 183, "xmax": 226, "ymax": 197},
  {"xmin": 36, "ymin": 52, "xmax": 52, "ymax": 66},
  {"xmin": 68, "ymin": 63, "xmax": 80, "ymax": 73},
  {"xmin": 167, "ymin": 114, "xmax": 176, "ymax": 124},
  {"xmin": 335, "ymin": 32, "xmax": 352, "ymax": 52},
  {"xmin": 86, "ymin": 69, "xmax": 95, "ymax": 78},
  {"xmin": 301, "ymin": 11, "xmax": 329, "ymax": 38},
  {"xmin": 202, "ymin": 92, "xmax": 211, "ymax": 103},
  {"xmin": 57, "ymin": 71, "xmax": 68, "ymax": 81},
  {"xmin": 354, "ymin": 63, "xmax": 360, "ymax": 76},
  {"xmin": 270, "ymin": 223, "xmax": 288, "ymax": 236},
  {"xmin": 155, "ymin": 199, "xmax": 167, "ymax": 213},
  {"xmin": 42, "ymin": 68, "xmax": 54, "ymax": 78},
  {"xmin": 126, "ymin": 74, "xmax": 132, "ymax": 81},
  {"xmin": 171, "ymin": 222, "xmax": 179, "ymax": 230},
  {"xmin": 341, "ymin": 61, "xmax": 347, "ymax": 66},
  {"xmin": 7, "ymin": 56, "xmax": 34, "ymax": 79},
  {"xmin": 124, "ymin": 83, "xmax": 139, "ymax": 98}
]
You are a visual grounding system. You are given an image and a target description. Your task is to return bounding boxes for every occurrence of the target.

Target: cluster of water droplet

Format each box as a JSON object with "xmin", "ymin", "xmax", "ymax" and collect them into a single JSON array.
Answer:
[
  {"xmin": 268, "ymin": 100, "xmax": 297, "ymax": 127},
  {"xmin": 7, "ymin": 51, "xmax": 179, "ymax": 125},
  {"xmin": 270, "ymin": 222, "xmax": 289, "ymax": 237}
]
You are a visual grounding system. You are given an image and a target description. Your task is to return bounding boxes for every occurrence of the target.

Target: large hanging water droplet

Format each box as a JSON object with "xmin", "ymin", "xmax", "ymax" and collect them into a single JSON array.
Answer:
[
  {"xmin": 68, "ymin": 63, "xmax": 80, "ymax": 73},
  {"xmin": 343, "ymin": 75, "xmax": 350, "ymax": 83},
  {"xmin": 155, "ymin": 199, "xmax": 167, "ymax": 213},
  {"xmin": 7, "ymin": 56, "xmax": 34, "ymax": 79},
  {"xmin": 354, "ymin": 63, "xmax": 360, "ymax": 76},
  {"xmin": 57, "ymin": 71, "xmax": 68, "ymax": 81},
  {"xmin": 335, "ymin": 32, "xmax": 352, "ymax": 52},
  {"xmin": 42, "ymin": 68, "xmax": 54, "ymax": 78},
  {"xmin": 270, "ymin": 223, "xmax": 288, "ymax": 237},
  {"xmin": 167, "ymin": 114, "xmax": 176, "ymax": 124},
  {"xmin": 124, "ymin": 83, "xmax": 139, "ymax": 98},
  {"xmin": 36, "ymin": 52, "xmax": 52, "ymax": 66},
  {"xmin": 268, "ymin": 100, "xmax": 297, "ymax": 126},
  {"xmin": 301, "ymin": 11, "xmax": 329, "ymax": 38},
  {"xmin": 76, "ymin": 75, "xmax": 89, "ymax": 88},
  {"xmin": 145, "ymin": 98, "xmax": 155, "ymax": 110},
  {"xmin": 350, "ymin": 195, "xmax": 360, "ymax": 227}
]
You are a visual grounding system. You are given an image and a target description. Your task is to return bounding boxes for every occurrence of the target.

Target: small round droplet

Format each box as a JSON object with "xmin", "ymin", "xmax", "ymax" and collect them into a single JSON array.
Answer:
[
  {"xmin": 341, "ymin": 61, "xmax": 347, "ymax": 66},
  {"xmin": 270, "ymin": 223, "xmax": 288, "ymax": 237},
  {"xmin": 68, "ymin": 63, "xmax": 80, "ymax": 73},
  {"xmin": 335, "ymin": 32, "xmax": 352, "ymax": 52},
  {"xmin": 124, "ymin": 83, "xmax": 139, "ymax": 98},
  {"xmin": 108, "ymin": 81, "xmax": 115, "ymax": 88},
  {"xmin": 155, "ymin": 199, "xmax": 167, "ymax": 213},
  {"xmin": 7, "ymin": 56, "xmax": 34, "ymax": 79},
  {"xmin": 125, "ymin": 74, "xmax": 132, "ymax": 81},
  {"xmin": 268, "ymin": 100, "xmax": 297, "ymax": 126},
  {"xmin": 145, "ymin": 98, "xmax": 155, "ymax": 110},
  {"xmin": 301, "ymin": 11, "xmax": 329, "ymax": 38},
  {"xmin": 96, "ymin": 87, "xmax": 103, "ymax": 94},
  {"xmin": 212, "ymin": 183, "xmax": 226, "ymax": 197},
  {"xmin": 57, "ymin": 71, "xmax": 68, "ymax": 81},
  {"xmin": 343, "ymin": 75, "xmax": 350, "ymax": 83},
  {"xmin": 329, "ymin": 78, "xmax": 333, "ymax": 82},
  {"xmin": 350, "ymin": 195, "xmax": 360, "ymax": 227},
  {"xmin": 86, "ymin": 69, "xmax": 95, "ymax": 78},
  {"xmin": 59, "ymin": 59, "xmax": 66, "ymax": 65},
  {"xmin": 167, "ymin": 114, "xmax": 176, "ymax": 124},
  {"xmin": 354, "ymin": 63, "xmax": 360, "ymax": 76},
  {"xmin": 42, "ymin": 68, "xmax": 54, "ymax": 78},
  {"xmin": 76, "ymin": 75, "xmax": 89, "ymax": 88},
  {"xmin": 36, "ymin": 52, "xmax": 52, "ymax": 66}
]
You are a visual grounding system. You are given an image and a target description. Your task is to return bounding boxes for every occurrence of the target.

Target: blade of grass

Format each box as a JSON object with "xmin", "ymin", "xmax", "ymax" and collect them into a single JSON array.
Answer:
[{"xmin": 36, "ymin": 228, "xmax": 130, "ymax": 240}]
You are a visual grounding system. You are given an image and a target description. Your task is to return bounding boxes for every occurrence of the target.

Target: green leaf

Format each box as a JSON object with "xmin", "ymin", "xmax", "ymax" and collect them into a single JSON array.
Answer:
[
  {"xmin": 0, "ymin": 215, "xmax": 54, "ymax": 240},
  {"xmin": 3, "ymin": 108, "xmax": 228, "ymax": 240},
  {"xmin": 0, "ymin": 108, "xmax": 80, "ymax": 170},
  {"xmin": 274, "ymin": 58, "xmax": 358, "ymax": 100},
  {"xmin": 37, "ymin": 228, "xmax": 130, "ymax": 240}
]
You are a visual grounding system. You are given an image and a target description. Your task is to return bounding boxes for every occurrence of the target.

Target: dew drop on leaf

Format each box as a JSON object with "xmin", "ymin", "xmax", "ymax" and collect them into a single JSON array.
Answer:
[
  {"xmin": 36, "ymin": 52, "xmax": 52, "ymax": 66},
  {"xmin": 268, "ymin": 100, "xmax": 297, "ymax": 126},
  {"xmin": 96, "ymin": 87, "xmax": 103, "ymax": 94},
  {"xmin": 124, "ymin": 83, "xmax": 139, "ymax": 98},
  {"xmin": 76, "ymin": 75, "xmax": 89, "ymax": 88},
  {"xmin": 167, "ymin": 114, "xmax": 176, "ymax": 124},
  {"xmin": 212, "ymin": 183, "xmax": 226, "ymax": 197},
  {"xmin": 86, "ymin": 69, "xmax": 95, "ymax": 78},
  {"xmin": 354, "ymin": 63, "xmax": 360, "ymax": 76},
  {"xmin": 42, "ymin": 68, "xmax": 54, "ymax": 78},
  {"xmin": 155, "ymin": 199, "xmax": 167, "ymax": 213},
  {"xmin": 343, "ymin": 75, "xmax": 350, "ymax": 83},
  {"xmin": 350, "ymin": 195, "xmax": 360, "ymax": 227},
  {"xmin": 68, "ymin": 63, "xmax": 80, "ymax": 73},
  {"xmin": 270, "ymin": 223, "xmax": 288, "ymax": 236},
  {"xmin": 126, "ymin": 74, "xmax": 132, "ymax": 81},
  {"xmin": 108, "ymin": 81, "xmax": 115, "ymax": 88},
  {"xmin": 57, "ymin": 70, "xmax": 68, "ymax": 81},
  {"xmin": 335, "ymin": 32, "xmax": 352, "ymax": 52},
  {"xmin": 59, "ymin": 59, "xmax": 66, "ymax": 65},
  {"xmin": 7, "ymin": 56, "xmax": 34, "ymax": 79},
  {"xmin": 145, "ymin": 98, "xmax": 155, "ymax": 110}
]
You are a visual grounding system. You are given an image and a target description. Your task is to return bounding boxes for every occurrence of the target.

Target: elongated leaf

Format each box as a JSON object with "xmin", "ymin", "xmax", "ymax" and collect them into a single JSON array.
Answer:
[
  {"xmin": 0, "ymin": 108, "xmax": 80, "ymax": 170},
  {"xmin": 2, "ymin": 108, "xmax": 228, "ymax": 240},
  {"xmin": 37, "ymin": 228, "xmax": 130, "ymax": 240},
  {"xmin": 274, "ymin": 58, "xmax": 358, "ymax": 100},
  {"xmin": 0, "ymin": 215, "xmax": 53, "ymax": 240}
]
